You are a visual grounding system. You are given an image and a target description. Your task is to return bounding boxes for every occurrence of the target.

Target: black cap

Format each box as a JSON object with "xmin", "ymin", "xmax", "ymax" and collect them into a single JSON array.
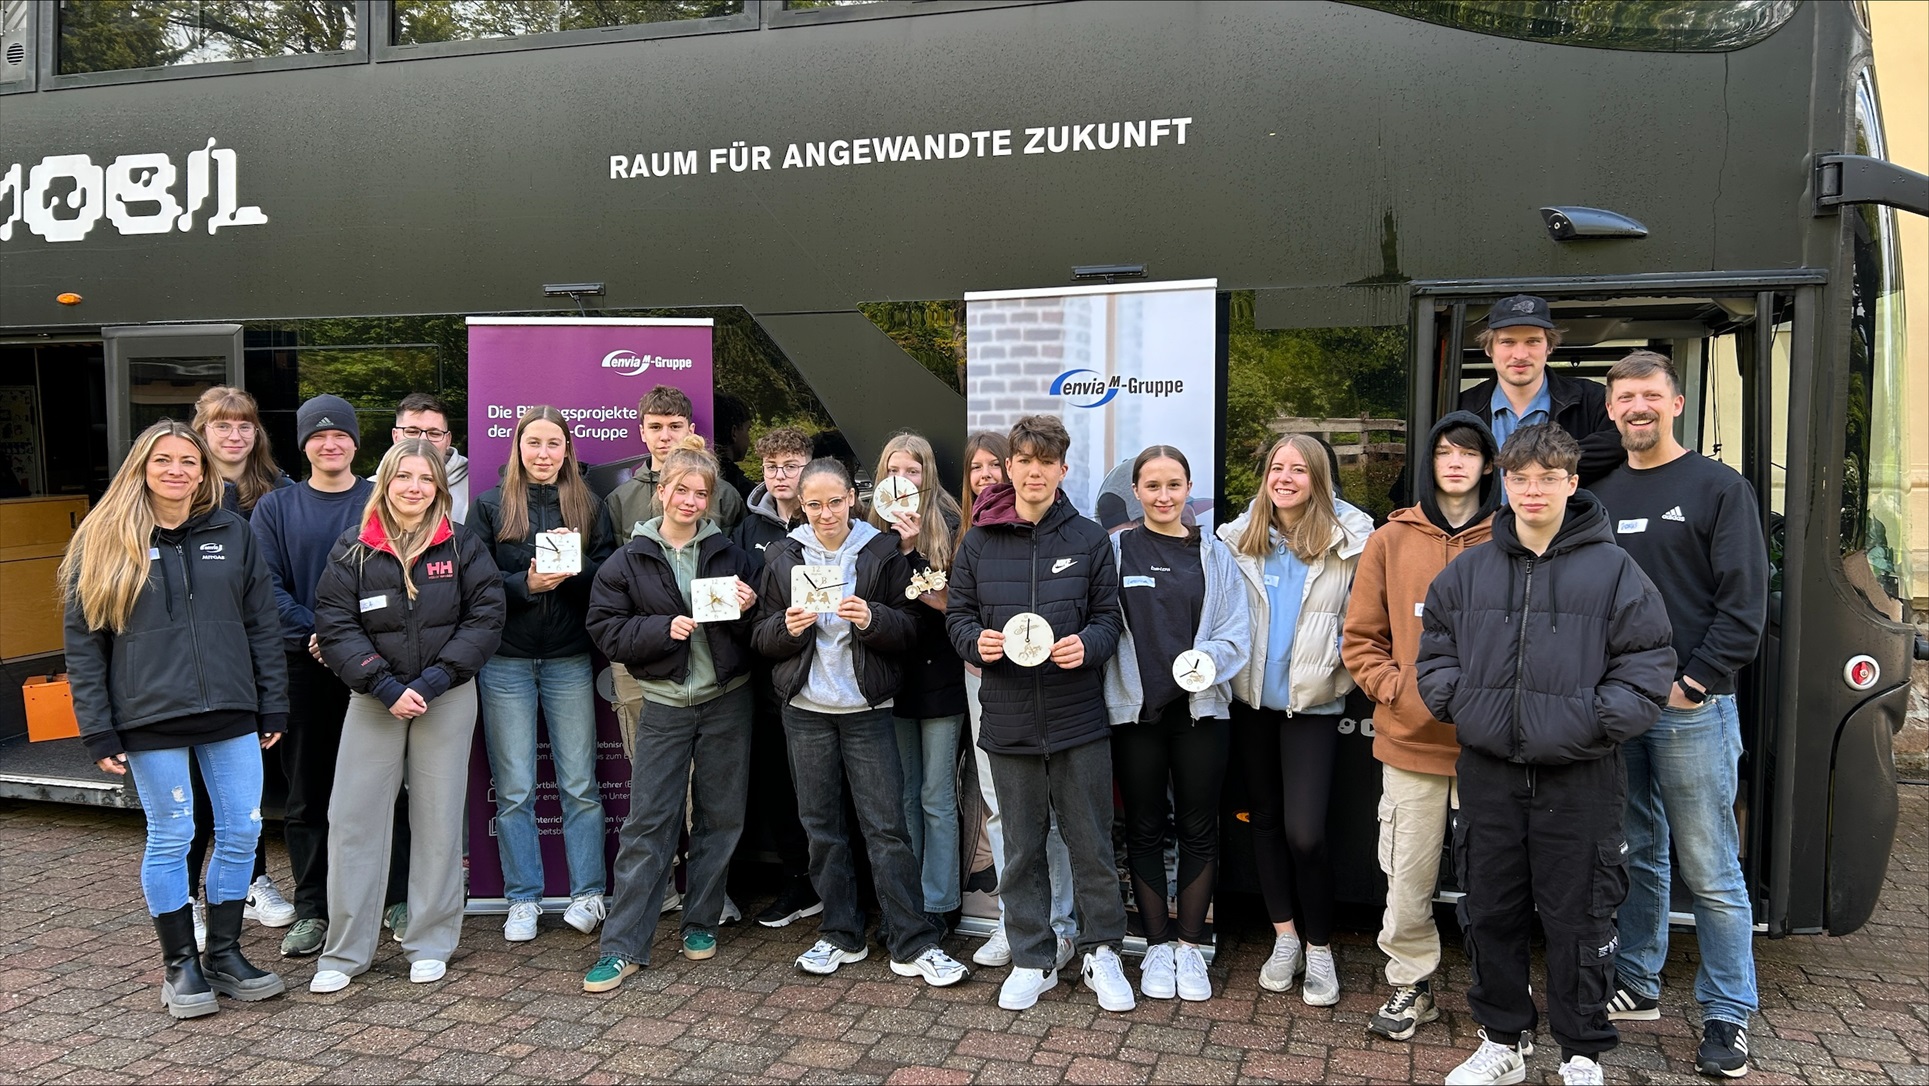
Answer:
[{"xmin": 1484, "ymin": 294, "xmax": 1556, "ymax": 330}]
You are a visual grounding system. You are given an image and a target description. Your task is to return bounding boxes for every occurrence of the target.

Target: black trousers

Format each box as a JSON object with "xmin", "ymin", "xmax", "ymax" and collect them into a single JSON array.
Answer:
[
  {"xmin": 1454, "ymin": 747, "xmax": 1629, "ymax": 1057},
  {"xmin": 279, "ymin": 650, "xmax": 409, "ymax": 921},
  {"xmin": 1111, "ymin": 701, "xmax": 1228, "ymax": 945},
  {"xmin": 1231, "ymin": 705, "xmax": 1340, "ymax": 944},
  {"xmin": 741, "ymin": 677, "xmax": 810, "ymax": 880}
]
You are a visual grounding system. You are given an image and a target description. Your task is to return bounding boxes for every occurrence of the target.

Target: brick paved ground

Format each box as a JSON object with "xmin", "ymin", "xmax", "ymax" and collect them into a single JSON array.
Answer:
[{"xmin": 3, "ymin": 787, "xmax": 1925, "ymax": 1085}]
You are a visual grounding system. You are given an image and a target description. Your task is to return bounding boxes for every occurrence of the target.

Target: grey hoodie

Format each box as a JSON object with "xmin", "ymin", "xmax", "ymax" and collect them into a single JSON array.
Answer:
[
  {"xmin": 789, "ymin": 518, "xmax": 889, "ymax": 715},
  {"xmin": 1101, "ymin": 528, "xmax": 1252, "ymax": 725}
]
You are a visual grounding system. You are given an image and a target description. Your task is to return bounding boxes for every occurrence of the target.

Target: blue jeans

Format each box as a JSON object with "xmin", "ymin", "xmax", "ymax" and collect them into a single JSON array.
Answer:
[
  {"xmin": 1616, "ymin": 694, "xmax": 1758, "ymax": 1027},
  {"xmin": 126, "ymin": 733, "xmax": 264, "ymax": 915},
  {"xmin": 478, "ymin": 653, "xmax": 606, "ymax": 901},
  {"xmin": 895, "ymin": 714, "xmax": 964, "ymax": 913},
  {"xmin": 785, "ymin": 704, "xmax": 943, "ymax": 962}
]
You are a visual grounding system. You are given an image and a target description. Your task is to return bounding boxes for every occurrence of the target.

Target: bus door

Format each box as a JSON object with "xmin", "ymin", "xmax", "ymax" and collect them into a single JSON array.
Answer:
[
  {"xmin": 102, "ymin": 324, "xmax": 246, "ymax": 467},
  {"xmin": 1411, "ymin": 277, "xmax": 1816, "ymax": 930}
]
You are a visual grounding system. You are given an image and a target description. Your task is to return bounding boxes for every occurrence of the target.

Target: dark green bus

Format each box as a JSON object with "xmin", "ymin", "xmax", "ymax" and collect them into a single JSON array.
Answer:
[{"xmin": 0, "ymin": 0, "xmax": 1920, "ymax": 937}]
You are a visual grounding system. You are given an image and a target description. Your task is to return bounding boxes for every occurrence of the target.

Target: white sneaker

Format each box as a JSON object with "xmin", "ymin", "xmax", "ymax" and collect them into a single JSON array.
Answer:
[
  {"xmin": 998, "ymin": 967, "xmax": 1057, "ymax": 1010},
  {"xmin": 409, "ymin": 959, "xmax": 446, "ymax": 984},
  {"xmin": 191, "ymin": 898, "xmax": 208, "ymax": 952},
  {"xmin": 504, "ymin": 901, "xmax": 542, "ymax": 943},
  {"xmin": 795, "ymin": 939, "xmax": 867, "ymax": 975},
  {"xmin": 660, "ymin": 889, "xmax": 683, "ymax": 914},
  {"xmin": 1139, "ymin": 943, "xmax": 1177, "ymax": 1000},
  {"xmin": 1081, "ymin": 946, "xmax": 1136, "ymax": 1013},
  {"xmin": 243, "ymin": 876, "xmax": 296, "ymax": 927},
  {"xmin": 890, "ymin": 946, "xmax": 970, "ymax": 987},
  {"xmin": 309, "ymin": 969, "xmax": 350, "ymax": 994},
  {"xmin": 1301, "ymin": 944, "xmax": 1339, "ymax": 1007},
  {"xmin": 1559, "ymin": 1055, "xmax": 1603, "ymax": 1086},
  {"xmin": 1174, "ymin": 944, "xmax": 1212, "ymax": 1002},
  {"xmin": 720, "ymin": 895, "xmax": 743, "ymax": 924},
  {"xmin": 563, "ymin": 894, "xmax": 605, "ymax": 934},
  {"xmin": 1258, "ymin": 931, "xmax": 1302, "ymax": 992},
  {"xmin": 1445, "ymin": 1030, "xmax": 1531, "ymax": 1086},
  {"xmin": 972, "ymin": 925, "xmax": 1012, "ymax": 967},
  {"xmin": 1054, "ymin": 936, "xmax": 1077, "ymax": 971}
]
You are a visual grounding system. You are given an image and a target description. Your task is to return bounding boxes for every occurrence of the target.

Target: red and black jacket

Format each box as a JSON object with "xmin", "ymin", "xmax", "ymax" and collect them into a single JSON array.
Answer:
[{"xmin": 315, "ymin": 515, "xmax": 506, "ymax": 707}]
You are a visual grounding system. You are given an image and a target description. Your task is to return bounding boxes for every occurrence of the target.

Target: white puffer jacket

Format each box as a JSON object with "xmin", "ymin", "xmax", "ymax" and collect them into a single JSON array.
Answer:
[{"xmin": 1216, "ymin": 500, "xmax": 1373, "ymax": 713}]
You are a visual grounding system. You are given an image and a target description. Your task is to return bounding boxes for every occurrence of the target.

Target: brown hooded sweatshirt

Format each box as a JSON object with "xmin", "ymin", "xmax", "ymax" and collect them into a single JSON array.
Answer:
[
  {"xmin": 1342, "ymin": 409, "xmax": 1500, "ymax": 777},
  {"xmin": 1343, "ymin": 504, "xmax": 1494, "ymax": 776}
]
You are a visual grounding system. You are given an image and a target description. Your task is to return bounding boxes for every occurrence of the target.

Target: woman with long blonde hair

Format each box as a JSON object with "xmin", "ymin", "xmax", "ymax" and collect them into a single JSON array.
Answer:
[
  {"xmin": 62, "ymin": 420, "xmax": 290, "ymax": 1019},
  {"xmin": 185, "ymin": 385, "xmax": 296, "ymax": 939},
  {"xmin": 1216, "ymin": 432, "xmax": 1373, "ymax": 1007},
  {"xmin": 866, "ymin": 432, "xmax": 968, "ymax": 925},
  {"xmin": 308, "ymin": 440, "xmax": 505, "ymax": 994},
  {"xmin": 471, "ymin": 406, "xmax": 618, "ymax": 943}
]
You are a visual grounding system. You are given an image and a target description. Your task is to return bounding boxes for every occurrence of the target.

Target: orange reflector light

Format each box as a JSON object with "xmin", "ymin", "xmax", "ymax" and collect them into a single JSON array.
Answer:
[{"xmin": 56, "ymin": 292, "xmax": 82, "ymax": 306}]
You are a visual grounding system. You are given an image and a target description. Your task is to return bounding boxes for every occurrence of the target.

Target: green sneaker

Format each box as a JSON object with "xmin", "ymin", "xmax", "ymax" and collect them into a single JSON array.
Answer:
[
  {"xmin": 384, "ymin": 902, "xmax": 409, "ymax": 943},
  {"xmin": 682, "ymin": 929, "xmax": 717, "ymax": 961},
  {"xmin": 583, "ymin": 955, "xmax": 640, "ymax": 993},
  {"xmin": 280, "ymin": 917, "xmax": 326, "ymax": 957}
]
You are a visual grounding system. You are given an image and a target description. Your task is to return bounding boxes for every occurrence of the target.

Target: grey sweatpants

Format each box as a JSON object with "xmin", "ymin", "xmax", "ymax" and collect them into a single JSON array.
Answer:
[{"xmin": 318, "ymin": 682, "xmax": 477, "ymax": 977}]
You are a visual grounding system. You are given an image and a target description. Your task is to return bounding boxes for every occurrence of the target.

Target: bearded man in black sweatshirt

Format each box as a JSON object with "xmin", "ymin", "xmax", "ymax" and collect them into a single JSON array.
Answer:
[{"xmin": 1589, "ymin": 350, "xmax": 1768, "ymax": 1080}]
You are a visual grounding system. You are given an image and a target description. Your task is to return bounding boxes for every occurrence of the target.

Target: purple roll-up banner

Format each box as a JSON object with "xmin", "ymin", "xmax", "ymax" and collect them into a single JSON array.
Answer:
[{"xmin": 463, "ymin": 317, "xmax": 714, "ymax": 907}]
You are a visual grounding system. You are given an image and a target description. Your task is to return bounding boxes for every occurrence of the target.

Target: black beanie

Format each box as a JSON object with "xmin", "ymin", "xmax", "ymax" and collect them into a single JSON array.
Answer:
[{"xmin": 296, "ymin": 394, "xmax": 360, "ymax": 449}]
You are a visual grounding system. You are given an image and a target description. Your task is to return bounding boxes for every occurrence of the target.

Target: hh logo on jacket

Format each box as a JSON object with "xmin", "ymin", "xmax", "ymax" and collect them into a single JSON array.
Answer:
[{"xmin": 426, "ymin": 560, "xmax": 455, "ymax": 580}]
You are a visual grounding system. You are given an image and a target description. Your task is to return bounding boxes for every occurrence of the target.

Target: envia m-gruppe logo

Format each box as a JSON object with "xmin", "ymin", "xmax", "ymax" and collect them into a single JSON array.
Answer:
[
  {"xmin": 602, "ymin": 349, "xmax": 697, "ymax": 377},
  {"xmin": 1050, "ymin": 368, "xmax": 1185, "ymax": 409}
]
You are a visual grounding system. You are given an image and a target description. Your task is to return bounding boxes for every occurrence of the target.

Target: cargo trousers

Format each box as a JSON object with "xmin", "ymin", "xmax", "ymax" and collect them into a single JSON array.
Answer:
[{"xmin": 1453, "ymin": 747, "xmax": 1629, "ymax": 1058}]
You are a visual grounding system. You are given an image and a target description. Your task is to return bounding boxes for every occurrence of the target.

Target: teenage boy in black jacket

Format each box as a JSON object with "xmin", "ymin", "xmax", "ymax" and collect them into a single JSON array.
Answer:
[
  {"xmin": 1417, "ymin": 424, "xmax": 1674, "ymax": 1086},
  {"xmin": 945, "ymin": 415, "xmax": 1130, "ymax": 1014},
  {"xmin": 1590, "ymin": 351, "xmax": 1768, "ymax": 1079}
]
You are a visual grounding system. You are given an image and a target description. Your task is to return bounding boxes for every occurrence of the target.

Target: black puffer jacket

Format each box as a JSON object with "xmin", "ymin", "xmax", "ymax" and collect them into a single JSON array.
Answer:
[
  {"xmin": 65, "ymin": 507, "xmax": 290, "ymax": 760},
  {"xmin": 1415, "ymin": 491, "xmax": 1674, "ymax": 765},
  {"xmin": 315, "ymin": 516, "xmax": 506, "ymax": 708},
  {"xmin": 586, "ymin": 530, "xmax": 759, "ymax": 685},
  {"xmin": 752, "ymin": 527, "xmax": 918, "ymax": 708},
  {"xmin": 946, "ymin": 485, "xmax": 1123, "ymax": 756},
  {"xmin": 469, "ymin": 483, "xmax": 618, "ymax": 658}
]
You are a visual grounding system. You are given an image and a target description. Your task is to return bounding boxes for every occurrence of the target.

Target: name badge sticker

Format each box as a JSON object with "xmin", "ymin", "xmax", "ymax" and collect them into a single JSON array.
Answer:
[
  {"xmin": 359, "ymin": 595, "xmax": 389, "ymax": 613},
  {"xmin": 1617, "ymin": 518, "xmax": 1649, "ymax": 534},
  {"xmin": 1263, "ymin": 574, "xmax": 1280, "ymax": 588},
  {"xmin": 1414, "ymin": 602, "xmax": 1425, "ymax": 617},
  {"xmin": 1122, "ymin": 575, "xmax": 1156, "ymax": 589},
  {"xmin": 148, "ymin": 547, "xmax": 160, "ymax": 560}
]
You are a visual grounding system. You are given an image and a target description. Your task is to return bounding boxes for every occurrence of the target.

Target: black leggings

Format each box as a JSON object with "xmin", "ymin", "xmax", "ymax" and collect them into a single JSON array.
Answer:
[
  {"xmin": 1232, "ymin": 704, "xmax": 1339, "ymax": 945},
  {"xmin": 1111, "ymin": 701, "xmax": 1229, "ymax": 946}
]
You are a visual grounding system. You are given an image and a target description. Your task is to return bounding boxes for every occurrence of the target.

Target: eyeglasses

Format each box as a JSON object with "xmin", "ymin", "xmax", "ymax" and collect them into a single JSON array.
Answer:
[
  {"xmin": 1503, "ymin": 472, "xmax": 1570, "ymax": 492},
  {"xmin": 762, "ymin": 462, "xmax": 806, "ymax": 477},
  {"xmin": 398, "ymin": 426, "xmax": 450, "ymax": 440},
  {"xmin": 205, "ymin": 421, "xmax": 256, "ymax": 437},
  {"xmin": 801, "ymin": 497, "xmax": 849, "ymax": 515}
]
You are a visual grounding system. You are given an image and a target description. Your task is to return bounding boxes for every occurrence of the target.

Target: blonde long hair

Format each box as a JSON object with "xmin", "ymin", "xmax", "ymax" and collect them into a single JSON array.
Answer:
[
  {"xmin": 497, "ymin": 405, "xmax": 595, "ymax": 542},
  {"xmin": 867, "ymin": 432, "xmax": 963, "ymax": 570},
  {"xmin": 192, "ymin": 386, "xmax": 283, "ymax": 514},
  {"xmin": 359, "ymin": 439, "xmax": 451, "ymax": 600},
  {"xmin": 1233, "ymin": 433, "xmax": 1342, "ymax": 563},
  {"xmin": 59, "ymin": 421, "xmax": 221, "ymax": 632}
]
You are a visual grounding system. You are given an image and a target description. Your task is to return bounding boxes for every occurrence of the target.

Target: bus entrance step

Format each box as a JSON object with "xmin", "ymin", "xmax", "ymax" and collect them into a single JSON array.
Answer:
[{"xmin": 0, "ymin": 734, "xmax": 137, "ymax": 809}]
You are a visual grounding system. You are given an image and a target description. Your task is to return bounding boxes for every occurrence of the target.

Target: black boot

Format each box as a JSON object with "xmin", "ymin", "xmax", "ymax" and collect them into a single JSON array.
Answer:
[
  {"xmin": 153, "ymin": 904, "xmax": 218, "ymax": 1019},
  {"xmin": 203, "ymin": 899, "xmax": 287, "ymax": 1001}
]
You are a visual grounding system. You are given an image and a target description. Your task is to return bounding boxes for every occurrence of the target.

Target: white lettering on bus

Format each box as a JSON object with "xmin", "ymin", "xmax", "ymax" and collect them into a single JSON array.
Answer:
[{"xmin": 0, "ymin": 139, "xmax": 267, "ymax": 244}]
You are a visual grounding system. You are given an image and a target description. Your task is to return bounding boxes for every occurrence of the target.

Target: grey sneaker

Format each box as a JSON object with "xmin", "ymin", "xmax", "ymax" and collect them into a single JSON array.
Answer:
[
  {"xmin": 384, "ymin": 902, "xmax": 409, "ymax": 943},
  {"xmin": 280, "ymin": 917, "xmax": 326, "ymax": 957},
  {"xmin": 1259, "ymin": 931, "xmax": 1302, "ymax": 992},
  {"xmin": 1301, "ymin": 944, "xmax": 1339, "ymax": 1006},
  {"xmin": 1446, "ymin": 1030, "xmax": 1531, "ymax": 1086}
]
